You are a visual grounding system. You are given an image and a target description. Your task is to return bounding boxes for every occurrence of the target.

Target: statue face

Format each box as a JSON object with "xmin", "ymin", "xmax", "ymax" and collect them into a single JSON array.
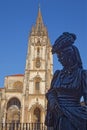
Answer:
[{"xmin": 57, "ymin": 47, "xmax": 76, "ymax": 68}]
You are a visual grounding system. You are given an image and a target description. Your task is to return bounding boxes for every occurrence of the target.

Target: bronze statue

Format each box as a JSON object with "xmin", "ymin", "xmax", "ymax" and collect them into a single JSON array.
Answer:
[{"xmin": 45, "ymin": 32, "xmax": 87, "ymax": 130}]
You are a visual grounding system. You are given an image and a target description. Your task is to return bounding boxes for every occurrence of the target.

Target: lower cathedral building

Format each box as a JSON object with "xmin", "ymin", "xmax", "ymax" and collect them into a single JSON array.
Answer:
[{"xmin": 0, "ymin": 8, "xmax": 53, "ymax": 124}]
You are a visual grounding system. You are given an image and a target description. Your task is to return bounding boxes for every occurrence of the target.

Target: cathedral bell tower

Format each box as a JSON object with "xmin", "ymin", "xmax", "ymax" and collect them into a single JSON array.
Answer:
[{"xmin": 22, "ymin": 7, "xmax": 53, "ymax": 123}]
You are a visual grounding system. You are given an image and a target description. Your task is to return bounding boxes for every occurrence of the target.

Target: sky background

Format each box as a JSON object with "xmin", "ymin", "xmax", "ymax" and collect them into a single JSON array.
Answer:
[{"xmin": 0, "ymin": 0, "xmax": 87, "ymax": 87}]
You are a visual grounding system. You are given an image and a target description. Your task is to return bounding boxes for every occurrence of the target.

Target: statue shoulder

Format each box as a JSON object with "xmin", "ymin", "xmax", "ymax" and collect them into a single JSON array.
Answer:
[
  {"xmin": 50, "ymin": 70, "xmax": 60, "ymax": 88},
  {"xmin": 82, "ymin": 69, "xmax": 87, "ymax": 78},
  {"xmin": 46, "ymin": 70, "xmax": 60, "ymax": 95},
  {"xmin": 81, "ymin": 69, "xmax": 87, "ymax": 105},
  {"xmin": 53, "ymin": 70, "xmax": 60, "ymax": 78},
  {"xmin": 81, "ymin": 69, "xmax": 87, "ymax": 89}
]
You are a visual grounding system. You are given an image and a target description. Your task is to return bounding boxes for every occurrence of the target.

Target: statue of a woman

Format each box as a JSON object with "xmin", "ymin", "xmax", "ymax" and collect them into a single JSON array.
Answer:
[{"xmin": 45, "ymin": 32, "xmax": 87, "ymax": 130}]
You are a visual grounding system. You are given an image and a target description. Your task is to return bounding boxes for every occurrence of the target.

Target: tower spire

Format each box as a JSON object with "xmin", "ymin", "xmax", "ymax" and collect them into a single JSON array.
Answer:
[
  {"xmin": 36, "ymin": 5, "xmax": 43, "ymax": 25},
  {"xmin": 30, "ymin": 5, "xmax": 48, "ymax": 36},
  {"xmin": 38, "ymin": 3, "xmax": 40, "ymax": 10}
]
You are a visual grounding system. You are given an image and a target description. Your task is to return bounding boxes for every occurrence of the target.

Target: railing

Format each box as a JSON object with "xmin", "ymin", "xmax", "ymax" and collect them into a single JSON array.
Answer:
[{"xmin": 0, "ymin": 123, "xmax": 47, "ymax": 130}]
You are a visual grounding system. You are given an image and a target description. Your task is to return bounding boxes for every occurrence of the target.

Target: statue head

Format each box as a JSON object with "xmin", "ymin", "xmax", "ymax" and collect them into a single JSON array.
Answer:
[{"xmin": 52, "ymin": 32, "xmax": 82, "ymax": 69}]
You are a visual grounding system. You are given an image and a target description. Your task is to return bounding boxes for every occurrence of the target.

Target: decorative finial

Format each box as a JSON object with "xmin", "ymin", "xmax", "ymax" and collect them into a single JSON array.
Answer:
[{"xmin": 38, "ymin": 3, "xmax": 40, "ymax": 11}]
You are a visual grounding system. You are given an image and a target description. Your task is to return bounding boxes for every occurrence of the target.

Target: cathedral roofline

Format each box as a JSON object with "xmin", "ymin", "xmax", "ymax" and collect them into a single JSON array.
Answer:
[
  {"xmin": 6, "ymin": 74, "xmax": 24, "ymax": 77},
  {"xmin": 0, "ymin": 88, "xmax": 4, "ymax": 91}
]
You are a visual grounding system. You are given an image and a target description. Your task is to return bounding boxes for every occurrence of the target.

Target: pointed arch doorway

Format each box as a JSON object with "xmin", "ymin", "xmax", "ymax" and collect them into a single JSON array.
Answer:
[
  {"xmin": 33, "ymin": 107, "xmax": 41, "ymax": 123},
  {"xmin": 6, "ymin": 97, "xmax": 21, "ymax": 123},
  {"xmin": 33, "ymin": 107, "xmax": 41, "ymax": 130}
]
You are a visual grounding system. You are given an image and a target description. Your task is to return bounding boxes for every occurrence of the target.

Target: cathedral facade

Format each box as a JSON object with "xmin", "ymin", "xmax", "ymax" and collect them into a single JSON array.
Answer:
[{"xmin": 0, "ymin": 8, "xmax": 53, "ymax": 124}]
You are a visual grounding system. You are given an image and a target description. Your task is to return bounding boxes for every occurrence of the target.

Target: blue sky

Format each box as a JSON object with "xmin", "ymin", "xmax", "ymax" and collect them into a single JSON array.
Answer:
[{"xmin": 0, "ymin": 0, "xmax": 87, "ymax": 87}]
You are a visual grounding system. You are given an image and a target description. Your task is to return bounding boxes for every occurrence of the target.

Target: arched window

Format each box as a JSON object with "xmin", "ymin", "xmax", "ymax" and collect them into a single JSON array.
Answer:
[
  {"xmin": 13, "ymin": 81, "xmax": 23, "ymax": 88},
  {"xmin": 7, "ymin": 98, "xmax": 21, "ymax": 110},
  {"xmin": 34, "ymin": 107, "xmax": 41, "ymax": 122},
  {"xmin": 34, "ymin": 77, "xmax": 41, "ymax": 94},
  {"xmin": 37, "ymin": 47, "xmax": 40, "ymax": 56},
  {"xmin": 35, "ymin": 81, "xmax": 40, "ymax": 91},
  {"xmin": 6, "ymin": 98, "xmax": 21, "ymax": 123}
]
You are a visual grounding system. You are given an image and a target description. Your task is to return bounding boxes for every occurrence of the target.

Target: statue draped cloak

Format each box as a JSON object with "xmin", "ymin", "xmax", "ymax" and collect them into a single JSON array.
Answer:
[{"xmin": 45, "ymin": 68, "xmax": 87, "ymax": 129}]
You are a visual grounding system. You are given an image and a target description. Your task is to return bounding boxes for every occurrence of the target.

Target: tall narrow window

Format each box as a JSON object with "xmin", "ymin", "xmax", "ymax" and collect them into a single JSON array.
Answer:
[
  {"xmin": 34, "ymin": 107, "xmax": 41, "ymax": 122},
  {"xmin": 37, "ymin": 47, "xmax": 40, "ymax": 56},
  {"xmin": 36, "ymin": 82, "xmax": 40, "ymax": 91}
]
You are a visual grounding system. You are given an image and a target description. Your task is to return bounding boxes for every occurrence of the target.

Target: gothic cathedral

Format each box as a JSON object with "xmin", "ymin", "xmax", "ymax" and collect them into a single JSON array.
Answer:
[{"xmin": 0, "ymin": 8, "xmax": 53, "ymax": 124}]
